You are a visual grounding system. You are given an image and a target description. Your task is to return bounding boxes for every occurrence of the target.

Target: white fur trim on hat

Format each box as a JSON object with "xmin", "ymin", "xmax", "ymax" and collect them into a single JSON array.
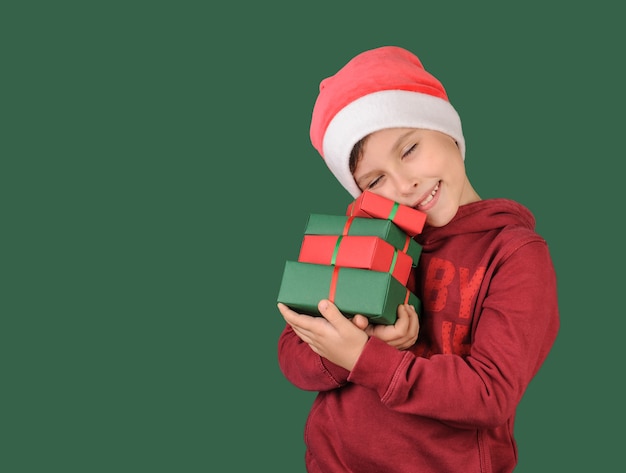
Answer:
[{"xmin": 322, "ymin": 89, "xmax": 465, "ymax": 198}]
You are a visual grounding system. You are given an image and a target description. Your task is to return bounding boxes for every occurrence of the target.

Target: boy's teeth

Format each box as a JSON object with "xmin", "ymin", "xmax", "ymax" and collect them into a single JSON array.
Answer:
[{"xmin": 419, "ymin": 183, "xmax": 439, "ymax": 206}]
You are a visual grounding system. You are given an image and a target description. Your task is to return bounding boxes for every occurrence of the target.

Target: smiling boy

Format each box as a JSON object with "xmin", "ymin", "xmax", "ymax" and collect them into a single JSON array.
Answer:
[{"xmin": 277, "ymin": 46, "xmax": 559, "ymax": 473}]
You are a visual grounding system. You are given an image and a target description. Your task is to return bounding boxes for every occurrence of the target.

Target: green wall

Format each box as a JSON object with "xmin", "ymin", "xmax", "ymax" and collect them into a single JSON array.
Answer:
[{"xmin": 3, "ymin": 1, "xmax": 622, "ymax": 471}]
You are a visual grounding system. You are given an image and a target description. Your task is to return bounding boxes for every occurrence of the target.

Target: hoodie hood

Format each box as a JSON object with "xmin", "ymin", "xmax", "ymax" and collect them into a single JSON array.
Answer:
[{"xmin": 416, "ymin": 199, "xmax": 536, "ymax": 246}]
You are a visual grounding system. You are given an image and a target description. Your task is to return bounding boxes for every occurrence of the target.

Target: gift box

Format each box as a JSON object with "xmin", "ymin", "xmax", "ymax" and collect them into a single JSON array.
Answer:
[
  {"xmin": 277, "ymin": 261, "xmax": 422, "ymax": 325},
  {"xmin": 304, "ymin": 214, "xmax": 422, "ymax": 264},
  {"xmin": 346, "ymin": 190, "xmax": 427, "ymax": 237},
  {"xmin": 298, "ymin": 235, "xmax": 413, "ymax": 285}
]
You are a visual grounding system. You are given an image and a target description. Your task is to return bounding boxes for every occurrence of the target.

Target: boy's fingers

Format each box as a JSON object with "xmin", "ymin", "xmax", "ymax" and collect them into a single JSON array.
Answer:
[
  {"xmin": 394, "ymin": 304, "xmax": 410, "ymax": 327},
  {"xmin": 278, "ymin": 303, "xmax": 317, "ymax": 332},
  {"xmin": 318, "ymin": 299, "xmax": 346, "ymax": 325},
  {"xmin": 351, "ymin": 314, "xmax": 370, "ymax": 330},
  {"xmin": 277, "ymin": 302, "xmax": 298, "ymax": 320}
]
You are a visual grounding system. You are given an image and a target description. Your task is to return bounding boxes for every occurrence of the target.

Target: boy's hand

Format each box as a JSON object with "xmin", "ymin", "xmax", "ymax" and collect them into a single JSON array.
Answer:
[
  {"xmin": 278, "ymin": 300, "xmax": 369, "ymax": 371},
  {"xmin": 352, "ymin": 304, "xmax": 419, "ymax": 351}
]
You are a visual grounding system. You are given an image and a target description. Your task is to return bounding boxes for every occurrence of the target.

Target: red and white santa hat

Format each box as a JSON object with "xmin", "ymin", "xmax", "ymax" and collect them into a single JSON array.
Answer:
[{"xmin": 310, "ymin": 46, "xmax": 465, "ymax": 198}]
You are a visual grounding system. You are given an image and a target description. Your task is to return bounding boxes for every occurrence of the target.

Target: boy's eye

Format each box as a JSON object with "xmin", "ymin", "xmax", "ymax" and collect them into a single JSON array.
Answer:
[
  {"xmin": 402, "ymin": 143, "xmax": 417, "ymax": 158},
  {"xmin": 367, "ymin": 176, "xmax": 382, "ymax": 189}
]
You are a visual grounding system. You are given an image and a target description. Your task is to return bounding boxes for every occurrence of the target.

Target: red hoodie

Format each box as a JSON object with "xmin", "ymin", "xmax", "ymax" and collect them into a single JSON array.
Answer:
[{"xmin": 278, "ymin": 199, "xmax": 560, "ymax": 473}]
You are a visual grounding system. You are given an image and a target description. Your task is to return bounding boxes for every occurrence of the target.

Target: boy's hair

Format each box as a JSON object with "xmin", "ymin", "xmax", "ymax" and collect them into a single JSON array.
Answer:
[
  {"xmin": 309, "ymin": 46, "xmax": 464, "ymax": 198},
  {"xmin": 349, "ymin": 136, "xmax": 367, "ymax": 175}
]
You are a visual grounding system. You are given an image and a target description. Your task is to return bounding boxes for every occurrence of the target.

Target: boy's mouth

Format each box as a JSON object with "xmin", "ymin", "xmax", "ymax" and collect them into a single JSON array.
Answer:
[{"xmin": 416, "ymin": 181, "xmax": 440, "ymax": 209}]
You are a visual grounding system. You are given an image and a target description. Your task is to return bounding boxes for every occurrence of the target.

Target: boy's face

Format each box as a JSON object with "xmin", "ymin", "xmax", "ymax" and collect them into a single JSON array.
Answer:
[{"xmin": 352, "ymin": 128, "xmax": 477, "ymax": 227}]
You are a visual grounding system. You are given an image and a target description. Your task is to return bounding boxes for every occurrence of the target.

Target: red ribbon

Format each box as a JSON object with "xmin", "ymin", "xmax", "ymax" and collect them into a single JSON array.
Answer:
[
  {"xmin": 341, "ymin": 216, "xmax": 355, "ymax": 235},
  {"xmin": 402, "ymin": 234, "xmax": 410, "ymax": 253}
]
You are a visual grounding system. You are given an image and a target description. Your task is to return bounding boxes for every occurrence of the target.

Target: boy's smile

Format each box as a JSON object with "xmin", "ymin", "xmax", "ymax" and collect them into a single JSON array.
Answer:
[{"xmin": 415, "ymin": 180, "xmax": 440, "ymax": 211}]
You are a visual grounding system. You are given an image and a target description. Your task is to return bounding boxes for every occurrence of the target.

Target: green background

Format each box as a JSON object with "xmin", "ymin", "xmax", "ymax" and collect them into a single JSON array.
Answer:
[{"xmin": 3, "ymin": 1, "xmax": 623, "ymax": 471}]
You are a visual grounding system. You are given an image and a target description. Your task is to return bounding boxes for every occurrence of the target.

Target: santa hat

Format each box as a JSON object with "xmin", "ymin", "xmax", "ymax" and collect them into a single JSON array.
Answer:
[{"xmin": 309, "ymin": 46, "xmax": 465, "ymax": 198}]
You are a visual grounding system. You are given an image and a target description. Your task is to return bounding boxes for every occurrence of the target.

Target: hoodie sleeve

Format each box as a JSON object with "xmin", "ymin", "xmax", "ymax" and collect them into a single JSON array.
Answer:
[
  {"xmin": 347, "ymin": 238, "xmax": 560, "ymax": 429},
  {"xmin": 277, "ymin": 324, "xmax": 351, "ymax": 391}
]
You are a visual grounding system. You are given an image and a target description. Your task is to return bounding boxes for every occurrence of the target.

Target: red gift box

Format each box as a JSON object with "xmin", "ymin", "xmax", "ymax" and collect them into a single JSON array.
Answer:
[
  {"xmin": 298, "ymin": 235, "xmax": 413, "ymax": 285},
  {"xmin": 346, "ymin": 190, "xmax": 427, "ymax": 237}
]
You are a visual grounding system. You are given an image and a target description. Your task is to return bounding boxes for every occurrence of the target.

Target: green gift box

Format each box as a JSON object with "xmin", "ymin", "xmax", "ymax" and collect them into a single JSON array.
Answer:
[
  {"xmin": 304, "ymin": 214, "xmax": 422, "ymax": 264},
  {"xmin": 277, "ymin": 261, "xmax": 422, "ymax": 325}
]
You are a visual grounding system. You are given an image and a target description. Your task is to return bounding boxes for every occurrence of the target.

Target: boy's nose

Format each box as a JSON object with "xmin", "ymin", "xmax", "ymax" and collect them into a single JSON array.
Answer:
[{"xmin": 398, "ymin": 175, "xmax": 418, "ymax": 196}]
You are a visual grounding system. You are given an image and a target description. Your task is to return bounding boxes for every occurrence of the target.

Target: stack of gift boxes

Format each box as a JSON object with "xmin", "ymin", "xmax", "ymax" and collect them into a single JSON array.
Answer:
[{"xmin": 277, "ymin": 191, "xmax": 426, "ymax": 325}]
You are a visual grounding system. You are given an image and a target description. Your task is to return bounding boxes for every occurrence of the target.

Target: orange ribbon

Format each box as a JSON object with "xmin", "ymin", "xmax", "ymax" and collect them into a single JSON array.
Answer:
[
  {"xmin": 402, "ymin": 234, "xmax": 410, "ymax": 252},
  {"xmin": 341, "ymin": 216, "xmax": 355, "ymax": 235}
]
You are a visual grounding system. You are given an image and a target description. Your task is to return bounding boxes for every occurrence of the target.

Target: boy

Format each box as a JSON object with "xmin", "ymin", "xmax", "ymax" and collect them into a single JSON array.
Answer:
[{"xmin": 277, "ymin": 46, "xmax": 559, "ymax": 473}]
